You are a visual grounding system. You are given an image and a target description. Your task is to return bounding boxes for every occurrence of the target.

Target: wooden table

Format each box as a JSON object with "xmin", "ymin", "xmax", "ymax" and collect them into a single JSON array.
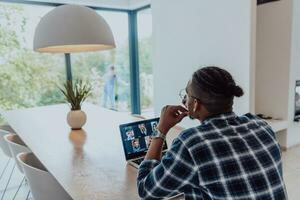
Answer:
[{"xmin": 1, "ymin": 104, "xmax": 145, "ymax": 200}]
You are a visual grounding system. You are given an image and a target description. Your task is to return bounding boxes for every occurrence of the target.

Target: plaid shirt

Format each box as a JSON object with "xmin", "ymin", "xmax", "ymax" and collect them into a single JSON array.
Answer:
[{"xmin": 137, "ymin": 112, "xmax": 287, "ymax": 200}]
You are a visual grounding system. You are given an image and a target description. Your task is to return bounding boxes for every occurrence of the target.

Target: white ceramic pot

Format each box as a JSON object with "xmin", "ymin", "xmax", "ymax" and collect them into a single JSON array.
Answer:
[{"xmin": 67, "ymin": 110, "xmax": 87, "ymax": 130}]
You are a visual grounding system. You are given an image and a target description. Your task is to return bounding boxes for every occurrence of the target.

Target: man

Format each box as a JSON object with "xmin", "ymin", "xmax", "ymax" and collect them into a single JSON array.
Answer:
[
  {"xmin": 137, "ymin": 67, "xmax": 287, "ymax": 199},
  {"xmin": 102, "ymin": 65, "xmax": 117, "ymax": 109},
  {"xmin": 139, "ymin": 124, "xmax": 148, "ymax": 135},
  {"xmin": 132, "ymin": 139, "xmax": 141, "ymax": 153},
  {"xmin": 126, "ymin": 127, "xmax": 135, "ymax": 140},
  {"xmin": 151, "ymin": 121, "xmax": 158, "ymax": 132},
  {"xmin": 145, "ymin": 136, "xmax": 152, "ymax": 149}
]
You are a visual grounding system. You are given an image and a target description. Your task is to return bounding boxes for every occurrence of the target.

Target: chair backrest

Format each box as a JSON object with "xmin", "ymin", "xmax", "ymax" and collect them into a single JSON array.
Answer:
[
  {"xmin": 4, "ymin": 134, "xmax": 31, "ymax": 173},
  {"xmin": 0, "ymin": 129, "xmax": 12, "ymax": 157},
  {"xmin": 17, "ymin": 152, "xmax": 72, "ymax": 200}
]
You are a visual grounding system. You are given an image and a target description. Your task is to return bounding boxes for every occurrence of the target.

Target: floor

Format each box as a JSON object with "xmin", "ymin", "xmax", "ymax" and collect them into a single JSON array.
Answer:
[
  {"xmin": 0, "ymin": 157, "xmax": 32, "ymax": 200},
  {"xmin": 282, "ymin": 145, "xmax": 300, "ymax": 200},
  {"xmin": 0, "ymin": 144, "xmax": 299, "ymax": 199}
]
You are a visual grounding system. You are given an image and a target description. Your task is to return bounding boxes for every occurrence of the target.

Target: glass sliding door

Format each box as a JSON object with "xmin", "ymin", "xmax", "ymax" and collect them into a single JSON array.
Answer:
[
  {"xmin": 71, "ymin": 11, "xmax": 131, "ymax": 112},
  {"xmin": 137, "ymin": 8, "xmax": 153, "ymax": 115}
]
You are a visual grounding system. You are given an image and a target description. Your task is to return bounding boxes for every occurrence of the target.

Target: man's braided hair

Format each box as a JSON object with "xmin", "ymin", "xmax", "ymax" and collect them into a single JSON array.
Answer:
[{"xmin": 191, "ymin": 66, "xmax": 244, "ymax": 114}]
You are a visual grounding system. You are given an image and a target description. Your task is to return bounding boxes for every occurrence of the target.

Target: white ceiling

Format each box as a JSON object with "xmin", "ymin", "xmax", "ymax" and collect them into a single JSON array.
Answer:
[{"xmin": 24, "ymin": 0, "xmax": 150, "ymax": 9}]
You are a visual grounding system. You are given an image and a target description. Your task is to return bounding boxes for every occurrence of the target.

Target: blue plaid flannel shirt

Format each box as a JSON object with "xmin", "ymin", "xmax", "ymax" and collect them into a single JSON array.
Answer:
[{"xmin": 137, "ymin": 112, "xmax": 287, "ymax": 200}]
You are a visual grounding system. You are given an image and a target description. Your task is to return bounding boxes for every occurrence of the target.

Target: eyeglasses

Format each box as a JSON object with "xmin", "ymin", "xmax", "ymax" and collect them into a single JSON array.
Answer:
[
  {"xmin": 179, "ymin": 89, "xmax": 201, "ymax": 102},
  {"xmin": 179, "ymin": 89, "xmax": 187, "ymax": 100}
]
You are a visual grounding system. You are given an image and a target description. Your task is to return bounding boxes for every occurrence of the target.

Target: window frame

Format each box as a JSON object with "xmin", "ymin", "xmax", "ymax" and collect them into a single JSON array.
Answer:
[{"xmin": 0, "ymin": 0, "xmax": 151, "ymax": 114}]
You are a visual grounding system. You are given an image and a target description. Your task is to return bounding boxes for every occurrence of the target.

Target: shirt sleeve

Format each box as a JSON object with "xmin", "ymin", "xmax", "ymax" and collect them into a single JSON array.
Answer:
[{"xmin": 137, "ymin": 138, "xmax": 198, "ymax": 199}]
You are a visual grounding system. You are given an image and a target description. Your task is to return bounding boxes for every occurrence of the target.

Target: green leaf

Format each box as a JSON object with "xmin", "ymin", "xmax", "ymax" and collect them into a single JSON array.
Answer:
[{"xmin": 58, "ymin": 79, "xmax": 92, "ymax": 110}]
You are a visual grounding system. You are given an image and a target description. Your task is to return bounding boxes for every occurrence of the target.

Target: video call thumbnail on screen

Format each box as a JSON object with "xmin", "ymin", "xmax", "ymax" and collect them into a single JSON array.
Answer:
[{"xmin": 122, "ymin": 121, "xmax": 158, "ymax": 154}]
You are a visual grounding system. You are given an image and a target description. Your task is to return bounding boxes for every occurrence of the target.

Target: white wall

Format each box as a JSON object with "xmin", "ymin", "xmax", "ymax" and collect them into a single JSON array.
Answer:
[
  {"xmin": 151, "ymin": 0, "xmax": 256, "ymax": 127},
  {"xmin": 287, "ymin": 0, "xmax": 300, "ymax": 147},
  {"xmin": 255, "ymin": 0, "xmax": 293, "ymax": 121},
  {"xmin": 255, "ymin": 0, "xmax": 293, "ymax": 148}
]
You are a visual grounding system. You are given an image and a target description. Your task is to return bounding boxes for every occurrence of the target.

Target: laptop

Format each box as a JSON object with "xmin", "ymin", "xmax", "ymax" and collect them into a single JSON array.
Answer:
[{"xmin": 119, "ymin": 117, "xmax": 168, "ymax": 168}]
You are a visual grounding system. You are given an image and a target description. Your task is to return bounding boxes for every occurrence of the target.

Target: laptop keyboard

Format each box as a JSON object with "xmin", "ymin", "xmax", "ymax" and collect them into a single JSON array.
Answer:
[
  {"xmin": 132, "ymin": 151, "xmax": 167, "ymax": 166},
  {"xmin": 133, "ymin": 157, "xmax": 144, "ymax": 165}
]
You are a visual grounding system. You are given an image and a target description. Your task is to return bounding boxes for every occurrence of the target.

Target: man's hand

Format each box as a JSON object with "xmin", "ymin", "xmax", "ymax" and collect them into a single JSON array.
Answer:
[{"xmin": 157, "ymin": 105, "xmax": 188, "ymax": 134}]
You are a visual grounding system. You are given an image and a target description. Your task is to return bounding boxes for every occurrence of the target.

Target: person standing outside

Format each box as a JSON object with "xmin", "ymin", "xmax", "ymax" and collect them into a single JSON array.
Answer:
[{"xmin": 102, "ymin": 65, "xmax": 117, "ymax": 110}]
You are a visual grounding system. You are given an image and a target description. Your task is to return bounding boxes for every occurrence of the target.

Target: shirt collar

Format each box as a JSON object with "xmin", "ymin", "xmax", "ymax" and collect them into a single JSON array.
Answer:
[{"xmin": 201, "ymin": 112, "xmax": 237, "ymax": 125}]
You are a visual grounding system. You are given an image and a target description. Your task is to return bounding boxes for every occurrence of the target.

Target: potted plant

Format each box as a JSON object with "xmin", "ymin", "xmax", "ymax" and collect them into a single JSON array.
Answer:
[{"xmin": 59, "ymin": 80, "xmax": 92, "ymax": 130}]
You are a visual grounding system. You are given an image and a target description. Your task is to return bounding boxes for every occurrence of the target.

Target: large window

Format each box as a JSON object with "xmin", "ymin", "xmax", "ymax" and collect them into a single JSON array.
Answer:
[
  {"xmin": 0, "ymin": 2, "xmax": 153, "ymax": 117},
  {"xmin": 71, "ymin": 11, "xmax": 131, "ymax": 112},
  {"xmin": 137, "ymin": 8, "xmax": 153, "ymax": 115},
  {"xmin": 0, "ymin": 3, "xmax": 65, "ymax": 112}
]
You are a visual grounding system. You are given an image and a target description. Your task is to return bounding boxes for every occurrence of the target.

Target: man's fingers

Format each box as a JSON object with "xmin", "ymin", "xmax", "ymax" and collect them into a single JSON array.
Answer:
[
  {"xmin": 161, "ymin": 105, "xmax": 168, "ymax": 114},
  {"xmin": 162, "ymin": 105, "xmax": 186, "ymax": 112},
  {"xmin": 161, "ymin": 105, "xmax": 187, "ymax": 119},
  {"xmin": 176, "ymin": 112, "xmax": 188, "ymax": 122},
  {"xmin": 166, "ymin": 105, "xmax": 187, "ymax": 112},
  {"xmin": 164, "ymin": 105, "xmax": 170, "ymax": 111},
  {"xmin": 173, "ymin": 105, "xmax": 188, "ymax": 112}
]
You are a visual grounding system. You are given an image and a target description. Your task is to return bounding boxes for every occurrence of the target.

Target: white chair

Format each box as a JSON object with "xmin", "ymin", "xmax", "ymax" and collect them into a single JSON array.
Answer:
[
  {"xmin": 0, "ymin": 129, "xmax": 12, "ymax": 181},
  {"xmin": 17, "ymin": 152, "xmax": 72, "ymax": 200},
  {"xmin": 0, "ymin": 130, "xmax": 17, "ymax": 200},
  {"xmin": 4, "ymin": 134, "xmax": 31, "ymax": 173},
  {"xmin": 0, "ymin": 129, "xmax": 12, "ymax": 157},
  {"xmin": 2, "ymin": 134, "xmax": 31, "ymax": 200}
]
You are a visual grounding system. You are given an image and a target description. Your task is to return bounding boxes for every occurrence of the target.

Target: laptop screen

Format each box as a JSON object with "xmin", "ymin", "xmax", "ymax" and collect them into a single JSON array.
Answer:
[{"xmin": 119, "ymin": 117, "xmax": 168, "ymax": 160}]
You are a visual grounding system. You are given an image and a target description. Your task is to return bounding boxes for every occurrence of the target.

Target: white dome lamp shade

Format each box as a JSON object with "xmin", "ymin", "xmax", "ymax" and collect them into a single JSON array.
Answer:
[{"xmin": 33, "ymin": 4, "xmax": 116, "ymax": 53}]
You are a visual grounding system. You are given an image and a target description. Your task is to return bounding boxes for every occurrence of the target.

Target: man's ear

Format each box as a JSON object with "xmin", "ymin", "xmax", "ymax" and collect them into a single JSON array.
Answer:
[{"xmin": 193, "ymin": 99, "xmax": 201, "ymax": 112}]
